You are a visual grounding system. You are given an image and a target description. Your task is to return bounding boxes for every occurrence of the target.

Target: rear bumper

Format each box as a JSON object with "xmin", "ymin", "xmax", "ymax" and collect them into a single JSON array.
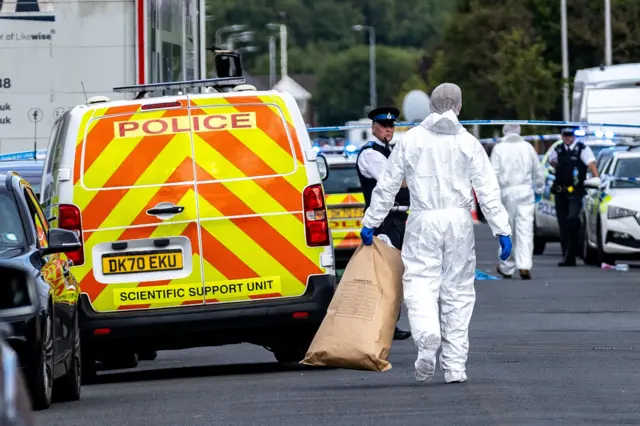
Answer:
[{"xmin": 79, "ymin": 274, "xmax": 336, "ymax": 352}]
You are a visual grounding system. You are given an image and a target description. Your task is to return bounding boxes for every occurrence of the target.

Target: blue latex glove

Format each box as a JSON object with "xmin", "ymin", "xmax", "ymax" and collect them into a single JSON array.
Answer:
[
  {"xmin": 534, "ymin": 193, "xmax": 542, "ymax": 203},
  {"xmin": 360, "ymin": 226, "xmax": 375, "ymax": 246},
  {"xmin": 498, "ymin": 235, "xmax": 512, "ymax": 261}
]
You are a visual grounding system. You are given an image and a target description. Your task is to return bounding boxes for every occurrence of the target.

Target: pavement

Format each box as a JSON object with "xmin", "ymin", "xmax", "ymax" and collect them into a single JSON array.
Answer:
[{"xmin": 37, "ymin": 224, "xmax": 640, "ymax": 425}]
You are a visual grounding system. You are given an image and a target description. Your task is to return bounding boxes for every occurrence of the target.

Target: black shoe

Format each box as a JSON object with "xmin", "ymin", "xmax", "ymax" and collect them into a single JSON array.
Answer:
[
  {"xmin": 519, "ymin": 270, "xmax": 531, "ymax": 280},
  {"xmin": 393, "ymin": 327, "xmax": 411, "ymax": 340},
  {"xmin": 558, "ymin": 259, "xmax": 576, "ymax": 267}
]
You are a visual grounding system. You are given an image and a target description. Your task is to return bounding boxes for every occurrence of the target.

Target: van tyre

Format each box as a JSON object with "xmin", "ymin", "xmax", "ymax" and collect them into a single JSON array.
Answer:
[
  {"xmin": 81, "ymin": 346, "xmax": 97, "ymax": 385},
  {"xmin": 54, "ymin": 315, "xmax": 81, "ymax": 402},
  {"xmin": 138, "ymin": 350, "xmax": 158, "ymax": 361},
  {"xmin": 29, "ymin": 312, "xmax": 54, "ymax": 410},
  {"xmin": 273, "ymin": 346, "xmax": 308, "ymax": 363},
  {"xmin": 102, "ymin": 353, "xmax": 139, "ymax": 370}
]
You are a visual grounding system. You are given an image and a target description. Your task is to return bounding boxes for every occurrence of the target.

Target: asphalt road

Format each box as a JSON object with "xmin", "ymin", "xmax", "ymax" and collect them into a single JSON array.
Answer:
[{"xmin": 37, "ymin": 225, "xmax": 640, "ymax": 425}]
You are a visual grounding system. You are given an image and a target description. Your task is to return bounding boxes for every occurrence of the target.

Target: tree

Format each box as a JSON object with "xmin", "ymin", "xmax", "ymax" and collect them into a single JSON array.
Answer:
[
  {"xmin": 488, "ymin": 28, "xmax": 559, "ymax": 120},
  {"xmin": 315, "ymin": 45, "xmax": 424, "ymax": 125}
]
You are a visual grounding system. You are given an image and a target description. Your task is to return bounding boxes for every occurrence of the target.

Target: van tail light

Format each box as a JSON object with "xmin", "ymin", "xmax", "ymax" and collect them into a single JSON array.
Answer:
[
  {"xmin": 303, "ymin": 184, "xmax": 330, "ymax": 246},
  {"xmin": 59, "ymin": 204, "xmax": 84, "ymax": 265}
]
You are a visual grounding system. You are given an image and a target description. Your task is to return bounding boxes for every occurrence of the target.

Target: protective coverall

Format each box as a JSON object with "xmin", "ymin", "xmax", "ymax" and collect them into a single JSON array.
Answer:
[
  {"xmin": 361, "ymin": 83, "xmax": 511, "ymax": 384},
  {"xmin": 490, "ymin": 124, "xmax": 545, "ymax": 278}
]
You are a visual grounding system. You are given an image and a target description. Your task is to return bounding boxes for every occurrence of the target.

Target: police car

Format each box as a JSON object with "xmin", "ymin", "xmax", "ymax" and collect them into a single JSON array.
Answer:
[
  {"xmin": 318, "ymin": 145, "xmax": 365, "ymax": 267},
  {"xmin": 533, "ymin": 137, "xmax": 621, "ymax": 255},
  {"xmin": 582, "ymin": 150, "xmax": 640, "ymax": 264}
]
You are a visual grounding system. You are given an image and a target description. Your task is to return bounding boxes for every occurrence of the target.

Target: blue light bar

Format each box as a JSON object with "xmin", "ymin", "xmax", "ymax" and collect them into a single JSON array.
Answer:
[{"xmin": 345, "ymin": 144, "xmax": 357, "ymax": 153}]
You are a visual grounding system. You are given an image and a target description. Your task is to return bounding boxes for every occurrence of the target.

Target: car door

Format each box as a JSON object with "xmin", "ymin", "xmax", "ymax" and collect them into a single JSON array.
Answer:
[{"xmin": 21, "ymin": 183, "xmax": 73, "ymax": 363}]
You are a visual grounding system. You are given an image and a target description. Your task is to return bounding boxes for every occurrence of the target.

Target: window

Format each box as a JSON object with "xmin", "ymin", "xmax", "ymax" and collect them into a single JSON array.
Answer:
[
  {"xmin": 610, "ymin": 158, "xmax": 640, "ymax": 188},
  {"xmin": 24, "ymin": 187, "xmax": 49, "ymax": 249},
  {"xmin": 323, "ymin": 165, "xmax": 362, "ymax": 194},
  {"xmin": 0, "ymin": 192, "xmax": 26, "ymax": 248}
]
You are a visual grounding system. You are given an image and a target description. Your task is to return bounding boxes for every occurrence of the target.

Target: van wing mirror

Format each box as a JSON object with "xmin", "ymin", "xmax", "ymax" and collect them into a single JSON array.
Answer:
[
  {"xmin": 0, "ymin": 264, "xmax": 39, "ymax": 319},
  {"xmin": 42, "ymin": 228, "xmax": 82, "ymax": 256},
  {"xmin": 317, "ymin": 154, "xmax": 329, "ymax": 181}
]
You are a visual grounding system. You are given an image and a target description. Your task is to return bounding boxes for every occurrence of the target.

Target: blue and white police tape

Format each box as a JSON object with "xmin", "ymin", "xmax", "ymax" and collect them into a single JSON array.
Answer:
[
  {"xmin": 0, "ymin": 150, "xmax": 47, "ymax": 162},
  {"xmin": 307, "ymin": 119, "xmax": 640, "ymax": 133}
]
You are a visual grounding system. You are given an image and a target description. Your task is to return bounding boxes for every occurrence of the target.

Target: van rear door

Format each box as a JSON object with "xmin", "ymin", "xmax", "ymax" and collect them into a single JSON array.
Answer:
[
  {"xmin": 188, "ymin": 93, "xmax": 327, "ymax": 304},
  {"xmin": 72, "ymin": 99, "xmax": 205, "ymax": 312}
]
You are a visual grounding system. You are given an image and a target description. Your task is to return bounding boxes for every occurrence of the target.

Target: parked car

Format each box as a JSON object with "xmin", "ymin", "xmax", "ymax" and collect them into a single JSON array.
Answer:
[
  {"xmin": 0, "ymin": 161, "xmax": 44, "ymax": 199},
  {"xmin": 1, "ymin": 172, "xmax": 82, "ymax": 410},
  {"xmin": 0, "ymin": 264, "xmax": 38, "ymax": 425},
  {"xmin": 582, "ymin": 151, "xmax": 640, "ymax": 264},
  {"xmin": 534, "ymin": 138, "xmax": 621, "ymax": 255}
]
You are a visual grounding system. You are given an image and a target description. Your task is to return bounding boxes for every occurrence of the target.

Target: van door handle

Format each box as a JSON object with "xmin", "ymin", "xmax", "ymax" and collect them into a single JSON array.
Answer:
[{"xmin": 147, "ymin": 206, "xmax": 184, "ymax": 215}]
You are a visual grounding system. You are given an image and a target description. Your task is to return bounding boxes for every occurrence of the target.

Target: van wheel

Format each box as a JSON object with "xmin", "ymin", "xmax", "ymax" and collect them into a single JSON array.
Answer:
[
  {"xmin": 81, "ymin": 346, "xmax": 97, "ymax": 385},
  {"xmin": 101, "ymin": 353, "xmax": 139, "ymax": 370},
  {"xmin": 138, "ymin": 350, "xmax": 158, "ymax": 361},
  {"xmin": 54, "ymin": 315, "xmax": 81, "ymax": 402},
  {"xmin": 270, "ymin": 330, "xmax": 315, "ymax": 363},
  {"xmin": 28, "ymin": 312, "xmax": 54, "ymax": 410}
]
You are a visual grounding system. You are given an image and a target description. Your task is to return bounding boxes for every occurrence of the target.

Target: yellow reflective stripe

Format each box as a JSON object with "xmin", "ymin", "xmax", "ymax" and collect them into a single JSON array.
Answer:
[
  {"xmin": 76, "ymin": 109, "xmax": 103, "ymax": 146},
  {"xmin": 256, "ymin": 94, "xmax": 296, "ymax": 128},
  {"xmin": 199, "ymin": 211, "xmax": 304, "ymax": 291},
  {"xmin": 189, "ymin": 99, "xmax": 298, "ymax": 183},
  {"xmin": 194, "ymin": 138, "xmax": 321, "ymax": 263}
]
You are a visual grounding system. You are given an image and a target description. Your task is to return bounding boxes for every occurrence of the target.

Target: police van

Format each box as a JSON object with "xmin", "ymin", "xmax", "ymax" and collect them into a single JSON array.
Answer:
[{"xmin": 39, "ymin": 59, "xmax": 335, "ymax": 381}]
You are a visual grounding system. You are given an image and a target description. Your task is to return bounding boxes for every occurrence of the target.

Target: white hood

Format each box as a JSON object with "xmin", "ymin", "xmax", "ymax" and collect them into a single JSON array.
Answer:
[{"xmin": 421, "ymin": 110, "xmax": 465, "ymax": 135}]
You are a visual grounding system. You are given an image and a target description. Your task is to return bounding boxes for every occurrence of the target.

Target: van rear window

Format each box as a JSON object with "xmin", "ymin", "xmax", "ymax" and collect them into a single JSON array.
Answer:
[
  {"xmin": 190, "ymin": 102, "xmax": 297, "ymax": 181},
  {"xmin": 81, "ymin": 102, "xmax": 297, "ymax": 189}
]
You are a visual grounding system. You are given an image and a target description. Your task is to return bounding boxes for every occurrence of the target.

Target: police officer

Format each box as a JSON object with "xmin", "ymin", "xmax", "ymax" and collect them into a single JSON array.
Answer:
[
  {"xmin": 549, "ymin": 128, "xmax": 599, "ymax": 266},
  {"xmin": 356, "ymin": 106, "xmax": 411, "ymax": 340}
]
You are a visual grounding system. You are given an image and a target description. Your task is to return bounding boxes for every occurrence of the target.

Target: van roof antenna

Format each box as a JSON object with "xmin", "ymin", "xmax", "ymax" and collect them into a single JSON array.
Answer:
[{"xmin": 80, "ymin": 82, "xmax": 88, "ymax": 102}]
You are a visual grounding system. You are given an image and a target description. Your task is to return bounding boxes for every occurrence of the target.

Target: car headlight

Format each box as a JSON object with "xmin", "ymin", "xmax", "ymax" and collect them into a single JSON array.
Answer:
[{"xmin": 607, "ymin": 206, "xmax": 636, "ymax": 219}]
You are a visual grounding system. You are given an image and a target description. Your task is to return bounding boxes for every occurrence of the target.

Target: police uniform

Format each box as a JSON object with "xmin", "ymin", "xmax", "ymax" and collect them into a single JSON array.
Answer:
[
  {"xmin": 356, "ymin": 107, "xmax": 411, "ymax": 340},
  {"xmin": 549, "ymin": 128, "xmax": 597, "ymax": 266}
]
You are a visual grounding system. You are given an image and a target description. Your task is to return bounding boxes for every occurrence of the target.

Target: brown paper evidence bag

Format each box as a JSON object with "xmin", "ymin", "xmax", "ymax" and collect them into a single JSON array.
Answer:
[{"xmin": 301, "ymin": 237, "xmax": 405, "ymax": 372}]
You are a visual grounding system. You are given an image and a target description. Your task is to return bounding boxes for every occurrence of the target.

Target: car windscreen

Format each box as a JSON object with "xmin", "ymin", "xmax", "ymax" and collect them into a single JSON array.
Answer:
[
  {"xmin": 0, "ymin": 192, "xmax": 26, "ymax": 248},
  {"xmin": 323, "ymin": 165, "xmax": 362, "ymax": 194},
  {"xmin": 611, "ymin": 157, "xmax": 640, "ymax": 188}
]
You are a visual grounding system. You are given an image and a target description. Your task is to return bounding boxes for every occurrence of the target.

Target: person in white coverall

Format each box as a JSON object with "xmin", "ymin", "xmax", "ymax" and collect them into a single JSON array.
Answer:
[
  {"xmin": 490, "ymin": 124, "xmax": 545, "ymax": 280},
  {"xmin": 361, "ymin": 83, "xmax": 511, "ymax": 383},
  {"xmin": 359, "ymin": 83, "xmax": 512, "ymax": 384}
]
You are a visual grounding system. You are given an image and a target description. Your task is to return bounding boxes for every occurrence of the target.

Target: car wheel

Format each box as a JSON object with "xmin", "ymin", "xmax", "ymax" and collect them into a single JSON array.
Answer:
[
  {"xmin": 583, "ymin": 225, "xmax": 599, "ymax": 265},
  {"xmin": 29, "ymin": 312, "xmax": 54, "ymax": 410},
  {"xmin": 597, "ymin": 219, "xmax": 615, "ymax": 265},
  {"xmin": 54, "ymin": 315, "xmax": 81, "ymax": 402},
  {"xmin": 533, "ymin": 222, "xmax": 546, "ymax": 255},
  {"xmin": 138, "ymin": 350, "xmax": 158, "ymax": 361}
]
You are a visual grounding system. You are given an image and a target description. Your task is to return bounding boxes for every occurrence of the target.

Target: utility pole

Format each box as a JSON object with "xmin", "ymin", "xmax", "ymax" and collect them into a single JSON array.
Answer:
[
  {"xmin": 279, "ymin": 24, "xmax": 287, "ymax": 77},
  {"xmin": 352, "ymin": 25, "xmax": 376, "ymax": 110},
  {"xmin": 268, "ymin": 36, "xmax": 276, "ymax": 87},
  {"xmin": 561, "ymin": 0, "xmax": 570, "ymax": 121},
  {"xmin": 604, "ymin": 0, "xmax": 612, "ymax": 66}
]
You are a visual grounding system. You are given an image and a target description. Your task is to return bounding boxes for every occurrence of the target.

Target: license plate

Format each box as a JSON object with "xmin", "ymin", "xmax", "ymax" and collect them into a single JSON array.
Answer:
[
  {"xmin": 102, "ymin": 249, "xmax": 183, "ymax": 275},
  {"xmin": 328, "ymin": 207, "xmax": 364, "ymax": 219}
]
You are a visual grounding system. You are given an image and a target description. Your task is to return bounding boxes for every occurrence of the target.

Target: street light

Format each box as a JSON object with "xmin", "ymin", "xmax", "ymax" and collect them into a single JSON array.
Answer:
[
  {"xmin": 560, "ymin": 0, "xmax": 569, "ymax": 121},
  {"xmin": 352, "ymin": 25, "xmax": 376, "ymax": 110},
  {"xmin": 215, "ymin": 24, "xmax": 247, "ymax": 47},
  {"xmin": 226, "ymin": 31, "xmax": 253, "ymax": 50},
  {"xmin": 267, "ymin": 23, "xmax": 287, "ymax": 78},
  {"xmin": 604, "ymin": 0, "xmax": 612, "ymax": 65}
]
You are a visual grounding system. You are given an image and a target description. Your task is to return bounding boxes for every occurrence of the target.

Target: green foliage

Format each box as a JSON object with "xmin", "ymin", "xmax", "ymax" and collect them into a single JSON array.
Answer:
[
  {"xmin": 315, "ymin": 46, "xmax": 423, "ymax": 124},
  {"xmin": 488, "ymin": 28, "xmax": 560, "ymax": 120}
]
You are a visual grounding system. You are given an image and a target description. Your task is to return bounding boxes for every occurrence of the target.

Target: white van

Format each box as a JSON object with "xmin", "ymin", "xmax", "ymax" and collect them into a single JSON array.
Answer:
[
  {"xmin": 39, "ymin": 75, "xmax": 336, "ymax": 382},
  {"xmin": 572, "ymin": 64, "xmax": 640, "ymax": 135}
]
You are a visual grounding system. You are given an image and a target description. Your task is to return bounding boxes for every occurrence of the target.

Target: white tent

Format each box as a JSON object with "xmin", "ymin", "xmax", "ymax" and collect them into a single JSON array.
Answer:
[{"xmin": 273, "ymin": 76, "xmax": 311, "ymax": 114}]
